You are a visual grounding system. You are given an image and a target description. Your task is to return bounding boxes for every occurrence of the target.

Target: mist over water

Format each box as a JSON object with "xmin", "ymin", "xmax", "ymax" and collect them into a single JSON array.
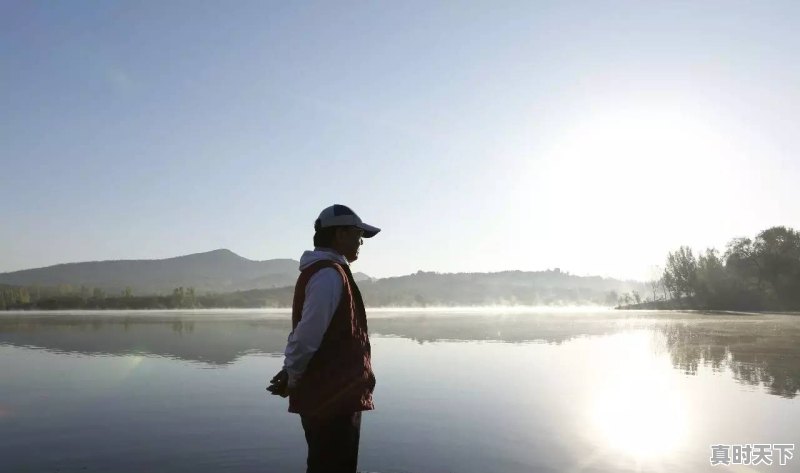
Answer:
[{"xmin": 1, "ymin": 310, "xmax": 798, "ymax": 472}]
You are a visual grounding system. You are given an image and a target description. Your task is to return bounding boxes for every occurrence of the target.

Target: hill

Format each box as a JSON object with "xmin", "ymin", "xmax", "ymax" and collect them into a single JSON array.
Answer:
[
  {"xmin": 1, "ymin": 253, "xmax": 645, "ymax": 309},
  {"xmin": 189, "ymin": 268, "xmax": 646, "ymax": 308},
  {"xmin": 0, "ymin": 249, "xmax": 369, "ymax": 295}
]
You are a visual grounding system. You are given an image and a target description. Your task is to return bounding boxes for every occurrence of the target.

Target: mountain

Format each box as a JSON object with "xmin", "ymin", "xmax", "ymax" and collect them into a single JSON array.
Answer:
[{"xmin": 0, "ymin": 249, "xmax": 371, "ymax": 295}]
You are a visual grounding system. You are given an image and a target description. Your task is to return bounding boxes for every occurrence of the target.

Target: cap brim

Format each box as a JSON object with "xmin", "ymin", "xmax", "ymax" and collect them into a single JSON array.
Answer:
[{"xmin": 356, "ymin": 222, "xmax": 381, "ymax": 238}]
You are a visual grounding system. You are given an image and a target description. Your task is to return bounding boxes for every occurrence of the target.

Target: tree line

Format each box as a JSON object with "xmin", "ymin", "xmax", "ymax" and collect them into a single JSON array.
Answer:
[
  {"xmin": 625, "ymin": 226, "xmax": 800, "ymax": 311},
  {"xmin": 1, "ymin": 279, "xmax": 627, "ymax": 310},
  {"xmin": 1, "ymin": 285, "xmax": 201, "ymax": 310}
]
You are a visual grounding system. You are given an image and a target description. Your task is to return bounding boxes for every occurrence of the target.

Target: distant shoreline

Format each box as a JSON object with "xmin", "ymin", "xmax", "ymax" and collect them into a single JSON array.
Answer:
[
  {"xmin": 2, "ymin": 307, "xmax": 799, "ymax": 318},
  {"xmin": 0, "ymin": 305, "xmax": 613, "ymax": 313}
]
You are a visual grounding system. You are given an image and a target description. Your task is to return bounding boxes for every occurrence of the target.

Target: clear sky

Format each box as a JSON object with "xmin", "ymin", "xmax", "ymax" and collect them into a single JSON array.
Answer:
[{"xmin": 2, "ymin": 1, "xmax": 799, "ymax": 280}]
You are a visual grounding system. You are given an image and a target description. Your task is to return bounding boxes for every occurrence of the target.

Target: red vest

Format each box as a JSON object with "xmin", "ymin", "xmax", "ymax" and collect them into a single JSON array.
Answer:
[{"xmin": 288, "ymin": 260, "xmax": 376, "ymax": 418}]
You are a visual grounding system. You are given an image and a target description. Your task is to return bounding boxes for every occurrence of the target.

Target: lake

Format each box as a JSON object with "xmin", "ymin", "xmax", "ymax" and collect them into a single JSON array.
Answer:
[{"xmin": 1, "ymin": 309, "xmax": 798, "ymax": 472}]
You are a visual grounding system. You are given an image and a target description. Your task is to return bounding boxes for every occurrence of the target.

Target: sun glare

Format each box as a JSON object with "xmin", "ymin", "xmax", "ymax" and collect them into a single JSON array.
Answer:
[
  {"xmin": 513, "ymin": 101, "xmax": 740, "ymax": 278},
  {"xmin": 584, "ymin": 333, "xmax": 690, "ymax": 463},
  {"xmin": 538, "ymin": 104, "xmax": 736, "ymax": 216},
  {"xmin": 589, "ymin": 379, "xmax": 688, "ymax": 459},
  {"xmin": 115, "ymin": 355, "xmax": 146, "ymax": 381}
]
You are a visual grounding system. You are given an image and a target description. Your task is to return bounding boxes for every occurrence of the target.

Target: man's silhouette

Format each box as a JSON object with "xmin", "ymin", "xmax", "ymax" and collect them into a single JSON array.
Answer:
[{"xmin": 269, "ymin": 204, "xmax": 380, "ymax": 473}]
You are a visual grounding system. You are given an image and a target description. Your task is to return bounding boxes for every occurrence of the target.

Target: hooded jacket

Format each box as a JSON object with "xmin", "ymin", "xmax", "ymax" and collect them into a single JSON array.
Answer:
[
  {"xmin": 284, "ymin": 248, "xmax": 375, "ymax": 417},
  {"xmin": 283, "ymin": 248, "xmax": 347, "ymax": 378}
]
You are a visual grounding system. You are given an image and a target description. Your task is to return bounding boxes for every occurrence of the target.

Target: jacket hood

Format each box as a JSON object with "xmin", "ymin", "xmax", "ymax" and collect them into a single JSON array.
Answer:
[{"xmin": 299, "ymin": 248, "xmax": 348, "ymax": 271}]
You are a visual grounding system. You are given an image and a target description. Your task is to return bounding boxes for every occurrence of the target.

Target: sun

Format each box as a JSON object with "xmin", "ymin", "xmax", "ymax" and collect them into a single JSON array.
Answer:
[
  {"xmin": 510, "ymin": 99, "xmax": 740, "ymax": 278},
  {"xmin": 536, "ymin": 103, "xmax": 736, "ymax": 219}
]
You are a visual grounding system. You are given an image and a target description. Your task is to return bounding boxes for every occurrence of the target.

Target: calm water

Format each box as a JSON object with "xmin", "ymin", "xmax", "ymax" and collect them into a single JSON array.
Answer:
[{"xmin": 1, "ymin": 309, "xmax": 799, "ymax": 473}]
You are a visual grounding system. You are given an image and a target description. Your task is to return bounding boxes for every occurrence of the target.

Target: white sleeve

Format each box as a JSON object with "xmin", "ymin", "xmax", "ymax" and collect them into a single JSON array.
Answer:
[{"xmin": 283, "ymin": 267, "xmax": 343, "ymax": 378}]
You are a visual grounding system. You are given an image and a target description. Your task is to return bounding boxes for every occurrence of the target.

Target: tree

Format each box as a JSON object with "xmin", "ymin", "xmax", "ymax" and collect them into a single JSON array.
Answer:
[
  {"xmin": 752, "ymin": 226, "xmax": 800, "ymax": 308},
  {"xmin": 648, "ymin": 279, "xmax": 661, "ymax": 302},
  {"xmin": 723, "ymin": 227, "xmax": 800, "ymax": 309},
  {"xmin": 663, "ymin": 246, "xmax": 698, "ymax": 300},
  {"xmin": 19, "ymin": 288, "xmax": 31, "ymax": 304},
  {"xmin": 172, "ymin": 287, "xmax": 186, "ymax": 308},
  {"xmin": 659, "ymin": 275, "xmax": 670, "ymax": 300},
  {"xmin": 725, "ymin": 237, "xmax": 760, "ymax": 287},
  {"xmin": 648, "ymin": 265, "xmax": 663, "ymax": 302},
  {"xmin": 694, "ymin": 249, "xmax": 728, "ymax": 308},
  {"xmin": 186, "ymin": 287, "xmax": 197, "ymax": 308}
]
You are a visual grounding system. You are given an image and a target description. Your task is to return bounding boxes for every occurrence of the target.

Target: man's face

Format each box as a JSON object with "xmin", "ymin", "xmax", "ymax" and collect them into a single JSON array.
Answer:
[{"xmin": 336, "ymin": 226, "xmax": 364, "ymax": 263}]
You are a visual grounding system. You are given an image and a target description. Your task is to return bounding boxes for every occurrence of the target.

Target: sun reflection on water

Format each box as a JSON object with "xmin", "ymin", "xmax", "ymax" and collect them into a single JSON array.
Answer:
[{"xmin": 585, "ymin": 332, "xmax": 690, "ymax": 466}]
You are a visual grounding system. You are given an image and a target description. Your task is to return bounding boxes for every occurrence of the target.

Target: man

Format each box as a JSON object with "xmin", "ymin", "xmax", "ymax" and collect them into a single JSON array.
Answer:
[{"xmin": 268, "ymin": 204, "xmax": 380, "ymax": 473}]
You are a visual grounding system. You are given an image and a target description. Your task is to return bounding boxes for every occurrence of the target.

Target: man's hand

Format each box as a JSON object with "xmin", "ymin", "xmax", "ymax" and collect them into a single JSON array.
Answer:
[{"xmin": 266, "ymin": 369, "xmax": 289, "ymax": 398}]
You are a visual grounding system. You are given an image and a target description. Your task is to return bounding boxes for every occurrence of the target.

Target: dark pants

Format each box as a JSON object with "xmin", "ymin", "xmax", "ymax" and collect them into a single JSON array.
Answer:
[{"xmin": 300, "ymin": 411, "xmax": 362, "ymax": 473}]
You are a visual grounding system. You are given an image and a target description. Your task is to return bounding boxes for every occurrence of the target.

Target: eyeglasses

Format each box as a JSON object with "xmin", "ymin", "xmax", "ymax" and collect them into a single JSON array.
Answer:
[{"xmin": 333, "ymin": 226, "xmax": 364, "ymax": 239}]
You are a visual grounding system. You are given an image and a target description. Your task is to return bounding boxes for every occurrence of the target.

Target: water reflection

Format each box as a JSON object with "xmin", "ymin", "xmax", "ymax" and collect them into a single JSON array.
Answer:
[
  {"xmin": 0, "ymin": 314, "xmax": 290, "ymax": 365},
  {"xmin": 1, "ymin": 311, "xmax": 798, "ymax": 398},
  {"xmin": 659, "ymin": 318, "xmax": 800, "ymax": 398}
]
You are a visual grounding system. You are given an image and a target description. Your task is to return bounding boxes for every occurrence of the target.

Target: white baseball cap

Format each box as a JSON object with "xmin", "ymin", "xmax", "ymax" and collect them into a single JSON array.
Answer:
[{"xmin": 314, "ymin": 205, "xmax": 381, "ymax": 238}]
